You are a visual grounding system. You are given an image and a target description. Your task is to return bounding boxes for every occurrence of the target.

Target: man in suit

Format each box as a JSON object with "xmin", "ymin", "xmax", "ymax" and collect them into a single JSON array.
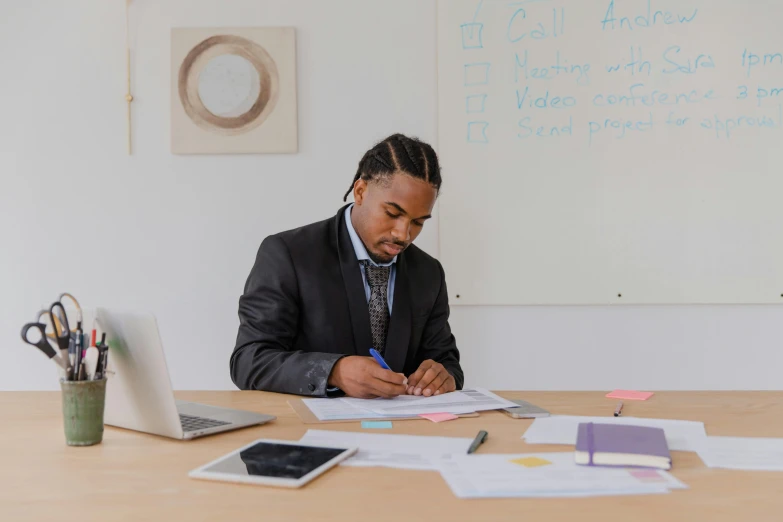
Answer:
[{"xmin": 230, "ymin": 134, "xmax": 463, "ymax": 398}]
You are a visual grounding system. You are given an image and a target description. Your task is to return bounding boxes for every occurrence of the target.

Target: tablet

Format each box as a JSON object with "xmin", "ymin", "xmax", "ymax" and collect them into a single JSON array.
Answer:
[
  {"xmin": 502, "ymin": 399, "xmax": 551, "ymax": 419},
  {"xmin": 188, "ymin": 438, "xmax": 357, "ymax": 488}
]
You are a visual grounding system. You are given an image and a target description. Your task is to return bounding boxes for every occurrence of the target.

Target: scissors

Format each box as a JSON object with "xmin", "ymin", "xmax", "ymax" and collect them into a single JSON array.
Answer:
[
  {"xmin": 22, "ymin": 302, "xmax": 73, "ymax": 378},
  {"xmin": 42, "ymin": 291, "xmax": 81, "ymax": 352},
  {"xmin": 36, "ymin": 308, "xmax": 66, "ymax": 346},
  {"xmin": 54, "ymin": 292, "xmax": 82, "ymax": 328}
]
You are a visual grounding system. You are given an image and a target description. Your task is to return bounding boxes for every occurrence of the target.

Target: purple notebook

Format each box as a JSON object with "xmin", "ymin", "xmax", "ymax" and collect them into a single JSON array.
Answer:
[{"xmin": 575, "ymin": 422, "xmax": 671, "ymax": 470}]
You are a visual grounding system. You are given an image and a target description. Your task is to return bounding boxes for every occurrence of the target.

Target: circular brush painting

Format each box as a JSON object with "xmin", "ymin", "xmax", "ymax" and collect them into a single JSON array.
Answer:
[{"xmin": 178, "ymin": 35, "xmax": 280, "ymax": 136}]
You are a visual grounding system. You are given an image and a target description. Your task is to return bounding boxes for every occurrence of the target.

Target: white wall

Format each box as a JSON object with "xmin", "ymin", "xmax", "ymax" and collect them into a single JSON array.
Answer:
[{"xmin": 2, "ymin": 0, "xmax": 782, "ymax": 391}]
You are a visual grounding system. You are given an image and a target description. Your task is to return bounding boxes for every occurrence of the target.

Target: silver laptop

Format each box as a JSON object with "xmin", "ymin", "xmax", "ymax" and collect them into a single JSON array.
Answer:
[{"xmin": 93, "ymin": 308, "xmax": 275, "ymax": 440}]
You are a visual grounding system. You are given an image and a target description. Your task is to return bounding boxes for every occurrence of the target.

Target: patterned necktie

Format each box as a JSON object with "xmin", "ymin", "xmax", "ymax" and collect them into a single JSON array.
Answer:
[{"xmin": 363, "ymin": 261, "xmax": 391, "ymax": 355}]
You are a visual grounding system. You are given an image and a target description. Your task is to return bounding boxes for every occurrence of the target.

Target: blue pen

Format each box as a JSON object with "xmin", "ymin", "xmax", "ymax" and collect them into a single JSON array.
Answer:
[
  {"xmin": 369, "ymin": 348, "xmax": 391, "ymax": 370},
  {"xmin": 370, "ymin": 349, "xmax": 409, "ymax": 387}
]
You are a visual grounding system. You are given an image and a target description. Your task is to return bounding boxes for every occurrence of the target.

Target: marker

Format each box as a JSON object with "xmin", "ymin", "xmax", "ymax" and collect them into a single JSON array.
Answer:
[
  {"xmin": 467, "ymin": 430, "xmax": 488, "ymax": 454},
  {"xmin": 95, "ymin": 333, "xmax": 109, "ymax": 380},
  {"xmin": 369, "ymin": 348, "xmax": 407, "ymax": 387},
  {"xmin": 614, "ymin": 401, "xmax": 624, "ymax": 417},
  {"xmin": 84, "ymin": 331, "xmax": 99, "ymax": 380}
]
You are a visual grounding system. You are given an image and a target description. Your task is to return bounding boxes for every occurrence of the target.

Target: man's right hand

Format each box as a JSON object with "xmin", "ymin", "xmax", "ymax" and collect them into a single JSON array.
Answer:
[{"xmin": 328, "ymin": 356, "xmax": 408, "ymax": 399}]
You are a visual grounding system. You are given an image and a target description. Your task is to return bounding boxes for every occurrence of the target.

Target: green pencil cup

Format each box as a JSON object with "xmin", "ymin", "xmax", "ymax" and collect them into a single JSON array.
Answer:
[{"xmin": 60, "ymin": 378, "xmax": 107, "ymax": 446}]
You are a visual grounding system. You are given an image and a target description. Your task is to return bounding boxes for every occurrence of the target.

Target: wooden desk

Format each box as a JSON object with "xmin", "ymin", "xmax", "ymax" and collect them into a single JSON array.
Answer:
[{"xmin": 2, "ymin": 391, "xmax": 783, "ymax": 522}]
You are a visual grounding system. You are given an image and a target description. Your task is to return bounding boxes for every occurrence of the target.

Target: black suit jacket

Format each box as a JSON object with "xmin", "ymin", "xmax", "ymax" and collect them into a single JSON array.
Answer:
[{"xmin": 230, "ymin": 205, "xmax": 463, "ymax": 396}]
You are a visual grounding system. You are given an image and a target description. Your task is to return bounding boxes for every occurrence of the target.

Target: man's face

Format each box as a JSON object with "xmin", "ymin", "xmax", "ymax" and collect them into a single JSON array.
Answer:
[{"xmin": 351, "ymin": 173, "xmax": 437, "ymax": 264}]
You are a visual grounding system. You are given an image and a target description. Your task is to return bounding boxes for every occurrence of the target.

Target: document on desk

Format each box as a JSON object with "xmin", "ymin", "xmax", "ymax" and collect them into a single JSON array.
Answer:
[
  {"xmin": 522, "ymin": 415, "xmax": 707, "ymax": 452},
  {"xmin": 300, "ymin": 398, "xmax": 412, "ymax": 421},
  {"xmin": 437, "ymin": 452, "xmax": 687, "ymax": 499},
  {"xmin": 341, "ymin": 388, "xmax": 515, "ymax": 416},
  {"xmin": 696, "ymin": 436, "xmax": 783, "ymax": 470},
  {"xmin": 299, "ymin": 429, "xmax": 474, "ymax": 470}
]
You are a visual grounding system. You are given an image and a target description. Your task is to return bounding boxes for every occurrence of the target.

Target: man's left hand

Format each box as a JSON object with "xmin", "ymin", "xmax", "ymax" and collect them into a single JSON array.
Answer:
[{"xmin": 406, "ymin": 360, "xmax": 456, "ymax": 397}]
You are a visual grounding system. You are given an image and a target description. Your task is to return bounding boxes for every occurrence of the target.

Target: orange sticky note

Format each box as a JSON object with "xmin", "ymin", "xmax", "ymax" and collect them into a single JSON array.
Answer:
[
  {"xmin": 510, "ymin": 457, "xmax": 552, "ymax": 468},
  {"xmin": 419, "ymin": 412, "xmax": 459, "ymax": 423},
  {"xmin": 606, "ymin": 390, "xmax": 654, "ymax": 401}
]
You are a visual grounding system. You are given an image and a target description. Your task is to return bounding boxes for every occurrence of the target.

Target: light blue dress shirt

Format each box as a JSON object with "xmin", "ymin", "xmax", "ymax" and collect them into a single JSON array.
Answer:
[{"xmin": 344, "ymin": 204, "xmax": 396, "ymax": 313}]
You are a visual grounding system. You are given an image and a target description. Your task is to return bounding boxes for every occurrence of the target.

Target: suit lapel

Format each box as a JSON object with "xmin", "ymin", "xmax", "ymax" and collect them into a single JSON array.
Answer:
[
  {"xmin": 384, "ymin": 254, "xmax": 411, "ymax": 373},
  {"xmin": 335, "ymin": 206, "xmax": 372, "ymax": 357}
]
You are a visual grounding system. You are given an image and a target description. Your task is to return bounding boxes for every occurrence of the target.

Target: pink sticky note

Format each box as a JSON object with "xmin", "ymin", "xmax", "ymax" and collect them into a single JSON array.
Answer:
[
  {"xmin": 630, "ymin": 469, "xmax": 662, "ymax": 479},
  {"xmin": 606, "ymin": 390, "xmax": 654, "ymax": 401},
  {"xmin": 419, "ymin": 412, "xmax": 459, "ymax": 423}
]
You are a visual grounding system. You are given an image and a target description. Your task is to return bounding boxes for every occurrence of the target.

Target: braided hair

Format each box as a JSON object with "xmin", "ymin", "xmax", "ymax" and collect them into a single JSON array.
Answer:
[{"xmin": 343, "ymin": 134, "xmax": 442, "ymax": 201}]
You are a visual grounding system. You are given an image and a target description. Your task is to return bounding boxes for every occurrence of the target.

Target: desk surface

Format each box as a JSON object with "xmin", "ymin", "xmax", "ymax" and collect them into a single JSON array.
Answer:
[{"xmin": 2, "ymin": 391, "xmax": 783, "ymax": 522}]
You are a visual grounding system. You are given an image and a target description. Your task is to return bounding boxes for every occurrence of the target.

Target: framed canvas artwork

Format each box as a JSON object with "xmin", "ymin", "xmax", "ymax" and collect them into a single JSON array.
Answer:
[{"xmin": 171, "ymin": 26, "xmax": 297, "ymax": 154}]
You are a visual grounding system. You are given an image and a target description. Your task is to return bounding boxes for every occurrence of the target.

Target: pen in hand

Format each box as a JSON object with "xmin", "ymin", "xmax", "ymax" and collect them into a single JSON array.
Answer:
[{"xmin": 369, "ymin": 348, "xmax": 408, "ymax": 387}]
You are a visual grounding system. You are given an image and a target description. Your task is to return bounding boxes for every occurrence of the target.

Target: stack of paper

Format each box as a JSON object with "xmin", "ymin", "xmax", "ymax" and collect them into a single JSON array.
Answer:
[
  {"xmin": 299, "ymin": 429, "xmax": 473, "ymax": 470},
  {"xmin": 298, "ymin": 430, "xmax": 692, "ymax": 499},
  {"xmin": 437, "ymin": 452, "xmax": 688, "ymax": 499},
  {"xmin": 696, "ymin": 436, "xmax": 783, "ymax": 470},
  {"xmin": 522, "ymin": 415, "xmax": 707, "ymax": 452},
  {"xmin": 301, "ymin": 397, "xmax": 416, "ymax": 422},
  {"xmin": 342, "ymin": 388, "xmax": 516, "ymax": 416},
  {"xmin": 301, "ymin": 388, "xmax": 515, "ymax": 421}
]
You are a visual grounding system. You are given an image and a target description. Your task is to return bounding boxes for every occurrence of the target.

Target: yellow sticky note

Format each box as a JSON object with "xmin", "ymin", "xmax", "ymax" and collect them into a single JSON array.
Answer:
[{"xmin": 510, "ymin": 457, "xmax": 552, "ymax": 468}]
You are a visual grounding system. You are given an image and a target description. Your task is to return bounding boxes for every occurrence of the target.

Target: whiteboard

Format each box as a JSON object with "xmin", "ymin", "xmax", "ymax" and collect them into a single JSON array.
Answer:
[{"xmin": 438, "ymin": 0, "xmax": 783, "ymax": 305}]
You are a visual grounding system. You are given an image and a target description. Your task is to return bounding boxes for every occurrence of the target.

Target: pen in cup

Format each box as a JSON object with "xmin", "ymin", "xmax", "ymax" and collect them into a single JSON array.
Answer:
[
  {"xmin": 73, "ymin": 322, "xmax": 84, "ymax": 381},
  {"xmin": 84, "ymin": 330, "xmax": 100, "ymax": 381},
  {"xmin": 96, "ymin": 333, "xmax": 109, "ymax": 380}
]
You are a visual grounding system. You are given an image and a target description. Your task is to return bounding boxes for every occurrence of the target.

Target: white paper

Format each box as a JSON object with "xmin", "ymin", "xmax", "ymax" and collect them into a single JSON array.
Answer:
[
  {"xmin": 299, "ymin": 429, "xmax": 473, "ymax": 470},
  {"xmin": 522, "ymin": 415, "xmax": 707, "ymax": 452},
  {"xmin": 300, "ymin": 398, "xmax": 413, "ymax": 421},
  {"xmin": 697, "ymin": 436, "xmax": 783, "ymax": 470},
  {"xmin": 437, "ymin": 452, "xmax": 687, "ymax": 499},
  {"xmin": 340, "ymin": 395, "xmax": 476, "ymax": 416},
  {"xmin": 342, "ymin": 388, "xmax": 515, "ymax": 416}
]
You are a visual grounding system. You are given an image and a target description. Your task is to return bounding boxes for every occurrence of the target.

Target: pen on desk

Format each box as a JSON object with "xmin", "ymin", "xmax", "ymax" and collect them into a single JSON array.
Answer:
[
  {"xmin": 614, "ymin": 401, "xmax": 624, "ymax": 417},
  {"xmin": 467, "ymin": 430, "xmax": 488, "ymax": 454}
]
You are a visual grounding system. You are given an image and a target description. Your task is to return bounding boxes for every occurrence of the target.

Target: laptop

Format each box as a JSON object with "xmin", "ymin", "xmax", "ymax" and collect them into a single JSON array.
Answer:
[{"xmin": 93, "ymin": 308, "xmax": 275, "ymax": 440}]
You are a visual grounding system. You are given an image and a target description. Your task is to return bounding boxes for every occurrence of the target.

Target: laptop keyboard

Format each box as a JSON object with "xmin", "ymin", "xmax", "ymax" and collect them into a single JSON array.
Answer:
[{"xmin": 179, "ymin": 413, "xmax": 231, "ymax": 432}]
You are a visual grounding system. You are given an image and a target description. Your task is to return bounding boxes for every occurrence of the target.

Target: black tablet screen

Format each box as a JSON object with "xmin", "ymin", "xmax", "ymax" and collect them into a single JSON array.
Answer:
[{"xmin": 203, "ymin": 442, "xmax": 348, "ymax": 480}]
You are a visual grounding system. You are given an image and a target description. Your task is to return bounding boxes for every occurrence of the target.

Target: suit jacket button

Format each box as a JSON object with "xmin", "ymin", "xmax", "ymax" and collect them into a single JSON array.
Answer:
[{"xmin": 308, "ymin": 383, "xmax": 316, "ymax": 392}]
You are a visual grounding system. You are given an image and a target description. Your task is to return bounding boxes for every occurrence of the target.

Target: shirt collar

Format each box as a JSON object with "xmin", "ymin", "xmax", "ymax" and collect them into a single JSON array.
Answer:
[{"xmin": 345, "ymin": 204, "xmax": 396, "ymax": 267}]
